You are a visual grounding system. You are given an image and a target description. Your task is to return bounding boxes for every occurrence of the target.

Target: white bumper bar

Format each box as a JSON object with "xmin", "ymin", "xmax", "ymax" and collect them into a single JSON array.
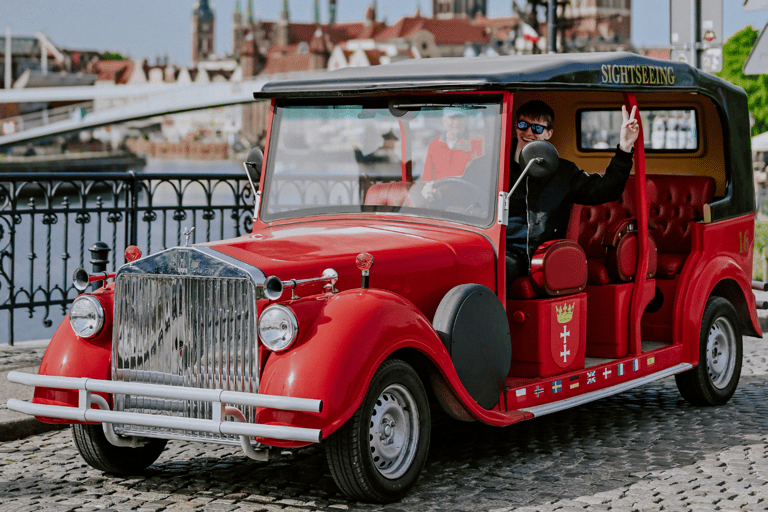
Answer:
[{"xmin": 7, "ymin": 371, "xmax": 323, "ymax": 444}]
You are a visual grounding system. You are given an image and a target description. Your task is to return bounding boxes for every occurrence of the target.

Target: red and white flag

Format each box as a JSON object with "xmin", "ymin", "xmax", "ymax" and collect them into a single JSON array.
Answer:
[{"xmin": 522, "ymin": 23, "xmax": 540, "ymax": 44}]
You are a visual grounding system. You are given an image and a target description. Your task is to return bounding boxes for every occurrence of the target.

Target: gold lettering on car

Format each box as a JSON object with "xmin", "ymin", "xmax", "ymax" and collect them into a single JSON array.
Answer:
[
  {"xmin": 601, "ymin": 65, "xmax": 676, "ymax": 86},
  {"xmin": 739, "ymin": 230, "xmax": 751, "ymax": 254}
]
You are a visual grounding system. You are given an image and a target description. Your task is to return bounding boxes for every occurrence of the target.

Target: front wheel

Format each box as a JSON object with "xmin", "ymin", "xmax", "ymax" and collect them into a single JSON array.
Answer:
[
  {"xmin": 675, "ymin": 296, "xmax": 742, "ymax": 406},
  {"xmin": 72, "ymin": 423, "xmax": 167, "ymax": 474},
  {"xmin": 325, "ymin": 359, "xmax": 431, "ymax": 503}
]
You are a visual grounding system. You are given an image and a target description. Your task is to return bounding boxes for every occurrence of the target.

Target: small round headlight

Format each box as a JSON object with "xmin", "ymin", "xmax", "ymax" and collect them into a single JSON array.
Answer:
[
  {"xmin": 69, "ymin": 295, "xmax": 105, "ymax": 339},
  {"xmin": 258, "ymin": 304, "xmax": 298, "ymax": 352}
]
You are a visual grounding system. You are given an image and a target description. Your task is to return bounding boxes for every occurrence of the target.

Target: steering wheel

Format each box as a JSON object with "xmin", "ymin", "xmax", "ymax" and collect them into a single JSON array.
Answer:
[{"xmin": 432, "ymin": 177, "xmax": 484, "ymax": 214}]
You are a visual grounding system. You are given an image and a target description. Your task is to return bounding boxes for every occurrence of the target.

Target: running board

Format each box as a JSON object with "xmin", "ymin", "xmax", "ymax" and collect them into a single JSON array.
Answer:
[{"xmin": 521, "ymin": 363, "xmax": 692, "ymax": 418}]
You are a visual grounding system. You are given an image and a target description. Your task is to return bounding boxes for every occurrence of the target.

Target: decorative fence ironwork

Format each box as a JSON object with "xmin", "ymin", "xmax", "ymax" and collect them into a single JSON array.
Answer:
[{"xmin": 0, "ymin": 170, "xmax": 256, "ymax": 345}]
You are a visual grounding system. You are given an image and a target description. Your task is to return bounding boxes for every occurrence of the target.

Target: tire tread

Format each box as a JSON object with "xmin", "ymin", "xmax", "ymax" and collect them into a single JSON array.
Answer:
[
  {"xmin": 325, "ymin": 359, "xmax": 430, "ymax": 502},
  {"xmin": 72, "ymin": 423, "xmax": 167, "ymax": 474},
  {"xmin": 675, "ymin": 297, "xmax": 742, "ymax": 406}
]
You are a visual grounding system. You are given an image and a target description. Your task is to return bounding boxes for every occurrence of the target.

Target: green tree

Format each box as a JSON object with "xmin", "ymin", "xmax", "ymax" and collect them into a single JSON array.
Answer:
[
  {"xmin": 101, "ymin": 51, "xmax": 125, "ymax": 61},
  {"xmin": 715, "ymin": 26, "xmax": 768, "ymax": 136}
]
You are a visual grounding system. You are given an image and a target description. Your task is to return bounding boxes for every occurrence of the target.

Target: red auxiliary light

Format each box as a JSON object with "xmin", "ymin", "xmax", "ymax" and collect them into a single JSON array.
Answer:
[
  {"xmin": 355, "ymin": 252, "xmax": 374, "ymax": 271},
  {"xmin": 125, "ymin": 245, "xmax": 142, "ymax": 262}
]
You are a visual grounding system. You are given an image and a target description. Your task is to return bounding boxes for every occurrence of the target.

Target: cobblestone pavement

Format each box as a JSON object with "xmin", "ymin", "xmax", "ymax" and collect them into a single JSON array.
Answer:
[{"xmin": 1, "ymin": 336, "xmax": 768, "ymax": 511}]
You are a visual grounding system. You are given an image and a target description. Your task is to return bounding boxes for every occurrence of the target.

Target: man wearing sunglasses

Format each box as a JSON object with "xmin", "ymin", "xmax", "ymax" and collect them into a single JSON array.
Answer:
[{"xmin": 506, "ymin": 99, "xmax": 639, "ymax": 285}]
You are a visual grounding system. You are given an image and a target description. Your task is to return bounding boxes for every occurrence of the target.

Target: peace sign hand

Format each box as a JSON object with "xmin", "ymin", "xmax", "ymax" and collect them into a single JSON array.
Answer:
[{"xmin": 619, "ymin": 105, "xmax": 639, "ymax": 153}]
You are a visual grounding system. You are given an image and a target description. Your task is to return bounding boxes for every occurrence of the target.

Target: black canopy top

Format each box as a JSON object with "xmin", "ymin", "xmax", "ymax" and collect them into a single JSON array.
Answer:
[{"xmin": 254, "ymin": 52, "xmax": 740, "ymax": 99}]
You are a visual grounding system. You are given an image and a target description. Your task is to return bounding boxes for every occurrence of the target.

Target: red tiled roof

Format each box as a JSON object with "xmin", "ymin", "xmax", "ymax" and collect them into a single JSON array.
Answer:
[
  {"xmin": 374, "ymin": 17, "xmax": 489, "ymax": 45},
  {"xmin": 95, "ymin": 60, "xmax": 135, "ymax": 84},
  {"xmin": 642, "ymin": 48, "xmax": 671, "ymax": 60},
  {"xmin": 472, "ymin": 15, "xmax": 519, "ymax": 29},
  {"xmin": 363, "ymin": 49, "xmax": 386, "ymax": 65},
  {"xmin": 262, "ymin": 53, "xmax": 312, "ymax": 74}
]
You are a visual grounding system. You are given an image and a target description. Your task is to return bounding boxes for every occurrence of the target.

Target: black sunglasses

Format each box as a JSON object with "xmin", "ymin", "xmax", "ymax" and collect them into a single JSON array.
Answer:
[{"xmin": 516, "ymin": 120, "xmax": 548, "ymax": 135}]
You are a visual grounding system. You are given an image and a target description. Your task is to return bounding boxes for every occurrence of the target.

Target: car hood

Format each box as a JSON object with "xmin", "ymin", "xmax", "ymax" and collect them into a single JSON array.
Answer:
[{"xmin": 202, "ymin": 219, "xmax": 497, "ymax": 314}]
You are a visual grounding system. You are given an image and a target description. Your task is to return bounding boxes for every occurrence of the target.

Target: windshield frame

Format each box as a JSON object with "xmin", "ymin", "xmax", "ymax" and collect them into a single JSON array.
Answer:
[{"xmin": 259, "ymin": 95, "xmax": 504, "ymax": 228}]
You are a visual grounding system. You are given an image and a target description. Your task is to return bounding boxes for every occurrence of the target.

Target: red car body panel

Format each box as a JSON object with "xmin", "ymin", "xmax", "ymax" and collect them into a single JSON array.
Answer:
[
  {"xmin": 206, "ymin": 219, "xmax": 498, "ymax": 320},
  {"xmin": 32, "ymin": 286, "xmax": 115, "ymax": 422},
  {"xmin": 673, "ymin": 214, "xmax": 760, "ymax": 363}
]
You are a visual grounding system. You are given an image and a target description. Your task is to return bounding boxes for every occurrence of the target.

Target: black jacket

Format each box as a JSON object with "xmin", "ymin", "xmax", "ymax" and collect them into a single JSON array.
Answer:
[{"xmin": 506, "ymin": 140, "xmax": 633, "ymax": 265}]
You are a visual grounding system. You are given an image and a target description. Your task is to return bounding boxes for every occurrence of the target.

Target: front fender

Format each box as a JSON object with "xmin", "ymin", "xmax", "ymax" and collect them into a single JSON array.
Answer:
[
  {"xmin": 32, "ymin": 286, "xmax": 114, "ymax": 423},
  {"xmin": 256, "ymin": 289, "xmax": 445, "ymax": 446}
]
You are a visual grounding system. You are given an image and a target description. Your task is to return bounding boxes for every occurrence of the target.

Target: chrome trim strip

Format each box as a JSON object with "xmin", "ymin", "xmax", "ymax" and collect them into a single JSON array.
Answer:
[
  {"xmin": 8, "ymin": 398, "xmax": 321, "ymax": 444},
  {"xmin": 8, "ymin": 371, "xmax": 321, "ymax": 413},
  {"xmin": 116, "ymin": 246, "xmax": 266, "ymax": 286},
  {"xmin": 521, "ymin": 363, "xmax": 692, "ymax": 418},
  {"xmin": 194, "ymin": 246, "xmax": 266, "ymax": 285}
]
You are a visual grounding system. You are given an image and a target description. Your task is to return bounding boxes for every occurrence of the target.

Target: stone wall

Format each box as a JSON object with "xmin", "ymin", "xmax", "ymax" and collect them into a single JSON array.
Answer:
[{"xmin": 126, "ymin": 139, "xmax": 229, "ymax": 160}]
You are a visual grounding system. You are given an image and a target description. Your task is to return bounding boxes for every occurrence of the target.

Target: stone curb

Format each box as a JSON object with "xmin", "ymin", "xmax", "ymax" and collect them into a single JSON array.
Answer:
[{"xmin": 0, "ymin": 417, "xmax": 67, "ymax": 442}]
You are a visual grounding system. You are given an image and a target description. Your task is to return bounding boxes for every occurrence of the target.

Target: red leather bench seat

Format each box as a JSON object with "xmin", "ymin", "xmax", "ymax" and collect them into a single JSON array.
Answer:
[
  {"xmin": 567, "ymin": 174, "xmax": 715, "ymax": 283},
  {"xmin": 567, "ymin": 178, "xmax": 655, "ymax": 285},
  {"xmin": 646, "ymin": 175, "xmax": 715, "ymax": 278},
  {"xmin": 364, "ymin": 182, "xmax": 414, "ymax": 207}
]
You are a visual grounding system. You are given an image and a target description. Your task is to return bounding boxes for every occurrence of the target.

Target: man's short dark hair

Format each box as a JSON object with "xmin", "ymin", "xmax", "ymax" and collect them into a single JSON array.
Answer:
[{"xmin": 516, "ymin": 100, "xmax": 554, "ymax": 128}]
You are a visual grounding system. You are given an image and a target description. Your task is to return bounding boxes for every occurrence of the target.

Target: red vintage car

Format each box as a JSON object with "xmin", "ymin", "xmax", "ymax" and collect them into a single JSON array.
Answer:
[{"xmin": 8, "ymin": 52, "xmax": 761, "ymax": 502}]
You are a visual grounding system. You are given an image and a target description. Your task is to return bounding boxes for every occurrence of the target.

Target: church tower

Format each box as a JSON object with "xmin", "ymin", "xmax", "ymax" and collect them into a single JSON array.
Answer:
[
  {"xmin": 232, "ymin": 0, "xmax": 244, "ymax": 60},
  {"xmin": 276, "ymin": 0, "xmax": 290, "ymax": 47},
  {"xmin": 192, "ymin": 0, "xmax": 215, "ymax": 63}
]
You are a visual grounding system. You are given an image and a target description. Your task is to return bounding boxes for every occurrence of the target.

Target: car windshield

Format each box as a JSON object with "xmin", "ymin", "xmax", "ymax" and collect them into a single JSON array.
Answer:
[{"xmin": 260, "ymin": 97, "xmax": 502, "ymax": 226}]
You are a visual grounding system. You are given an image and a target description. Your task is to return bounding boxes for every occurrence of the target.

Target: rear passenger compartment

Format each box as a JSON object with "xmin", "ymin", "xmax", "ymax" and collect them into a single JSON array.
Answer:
[{"xmin": 567, "ymin": 174, "xmax": 715, "ymax": 350}]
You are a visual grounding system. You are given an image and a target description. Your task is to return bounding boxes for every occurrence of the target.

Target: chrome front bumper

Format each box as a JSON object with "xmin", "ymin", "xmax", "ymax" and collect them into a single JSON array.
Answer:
[{"xmin": 7, "ymin": 371, "xmax": 323, "ymax": 457}]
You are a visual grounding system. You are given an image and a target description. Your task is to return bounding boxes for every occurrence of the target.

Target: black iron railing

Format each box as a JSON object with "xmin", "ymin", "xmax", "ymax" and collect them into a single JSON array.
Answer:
[{"xmin": 0, "ymin": 171, "xmax": 255, "ymax": 345}]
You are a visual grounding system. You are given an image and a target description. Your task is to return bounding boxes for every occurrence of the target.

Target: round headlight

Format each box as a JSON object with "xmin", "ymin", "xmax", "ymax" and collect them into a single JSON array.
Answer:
[
  {"xmin": 258, "ymin": 304, "xmax": 298, "ymax": 351},
  {"xmin": 69, "ymin": 295, "xmax": 105, "ymax": 339}
]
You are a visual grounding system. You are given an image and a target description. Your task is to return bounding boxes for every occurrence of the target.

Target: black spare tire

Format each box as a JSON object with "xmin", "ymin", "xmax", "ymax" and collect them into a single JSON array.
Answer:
[{"xmin": 433, "ymin": 284, "xmax": 511, "ymax": 409}]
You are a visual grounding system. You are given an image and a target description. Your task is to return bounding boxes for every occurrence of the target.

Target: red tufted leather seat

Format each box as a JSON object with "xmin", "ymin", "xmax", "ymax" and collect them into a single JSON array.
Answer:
[
  {"xmin": 567, "ymin": 174, "xmax": 715, "ymax": 282},
  {"xmin": 567, "ymin": 177, "xmax": 656, "ymax": 285},
  {"xmin": 364, "ymin": 182, "xmax": 414, "ymax": 207},
  {"xmin": 645, "ymin": 175, "xmax": 715, "ymax": 278}
]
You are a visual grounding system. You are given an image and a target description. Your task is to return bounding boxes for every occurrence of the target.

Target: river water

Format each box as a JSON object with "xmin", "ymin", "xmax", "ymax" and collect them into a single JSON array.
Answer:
[{"xmin": 2, "ymin": 158, "xmax": 251, "ymax": 345}]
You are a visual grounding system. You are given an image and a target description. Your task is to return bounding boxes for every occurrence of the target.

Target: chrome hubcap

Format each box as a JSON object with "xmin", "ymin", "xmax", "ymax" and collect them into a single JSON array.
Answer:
[
  {"xmin": 369, "ymin": 383, "xmax": 419, "ymax": 479},
  {"xmin": 707, "ymin": 316, "xmax": 736, "ymax": 390}
]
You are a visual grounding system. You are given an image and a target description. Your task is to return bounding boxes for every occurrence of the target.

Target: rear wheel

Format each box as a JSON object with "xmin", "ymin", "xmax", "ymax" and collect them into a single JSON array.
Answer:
[
  {"xmin": 72, "ymin": 423, "xmax": 167, "ymax": 474},
  {"xmin": 326, "ymin": 359, "xmax": 431, "ymax": 503},
  {"xmin": 675, "ymin": 297, "xmax": 742, "ymax": 406}
]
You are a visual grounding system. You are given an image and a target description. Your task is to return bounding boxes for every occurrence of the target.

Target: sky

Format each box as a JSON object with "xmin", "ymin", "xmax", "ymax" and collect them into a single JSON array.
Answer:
[{"xmin": 2, "ymin": 0, "xmax": 768, "ymax": 67}]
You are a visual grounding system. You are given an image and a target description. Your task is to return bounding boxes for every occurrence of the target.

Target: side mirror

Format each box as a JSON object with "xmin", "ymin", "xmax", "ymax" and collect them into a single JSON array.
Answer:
[
  {"xmin": 520, "ymin": 140, "xmax": 558, "ymax": 179},
  {"xmin": 502, "ymin": 140, "xmax": 560, "ymax": 224},
  {"xmin": 243, "ymin": 146, "xmax": 263, "ymax": 185}
]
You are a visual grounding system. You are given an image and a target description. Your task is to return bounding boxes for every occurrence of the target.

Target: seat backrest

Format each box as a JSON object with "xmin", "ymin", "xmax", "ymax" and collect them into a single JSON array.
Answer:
[
  {"xmin": 567, "ymin": 176, "xmax": 651, "ymax": 258},
  {"xmin": 645, "ymin": 175, "xmax": 715, "ymax": 253},
  {"xmin": 364, "ymin": 182, "xmax": 412, "ymax": 207}
]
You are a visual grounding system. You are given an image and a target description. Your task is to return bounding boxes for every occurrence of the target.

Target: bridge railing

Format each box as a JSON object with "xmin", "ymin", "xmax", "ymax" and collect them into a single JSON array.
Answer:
[
  {"xmin": 1, "ymin": 101, "xmax": 95, "ymax": 136},
  {"xmin": 0, "ymin": 170, "xmax": 255, "ymax": 345}
]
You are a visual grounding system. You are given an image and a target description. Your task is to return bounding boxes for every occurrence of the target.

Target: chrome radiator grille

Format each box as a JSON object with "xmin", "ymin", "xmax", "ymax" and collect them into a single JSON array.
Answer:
[{"xmin": 112, "ymin": 272, "xmax": 259, "ymax": 444}]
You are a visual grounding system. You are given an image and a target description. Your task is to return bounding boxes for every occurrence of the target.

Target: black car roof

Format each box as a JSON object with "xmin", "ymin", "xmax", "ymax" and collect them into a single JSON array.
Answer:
[{"xmin": 254, "ymin": 51, "xmax": 739, "ymax": 99}]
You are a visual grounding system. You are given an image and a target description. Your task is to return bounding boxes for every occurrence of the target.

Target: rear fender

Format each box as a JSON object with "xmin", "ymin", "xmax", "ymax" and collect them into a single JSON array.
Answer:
[
  {"xmin": 256, "ymin": 288, "xmax": 455, "ymax": 446},
  {"xmin": 676, "ymin": 256, "xmax": 759, "ymax": 363},
  {"xmin": 32, "ymin": 287, "xmax": 114, "ymax": 423}
]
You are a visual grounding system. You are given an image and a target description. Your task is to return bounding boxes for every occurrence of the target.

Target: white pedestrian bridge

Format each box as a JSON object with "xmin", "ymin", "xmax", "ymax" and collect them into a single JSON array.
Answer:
[{"xmin": 0, "ymin": 76, "xmax": 276, "ymax": 148}]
